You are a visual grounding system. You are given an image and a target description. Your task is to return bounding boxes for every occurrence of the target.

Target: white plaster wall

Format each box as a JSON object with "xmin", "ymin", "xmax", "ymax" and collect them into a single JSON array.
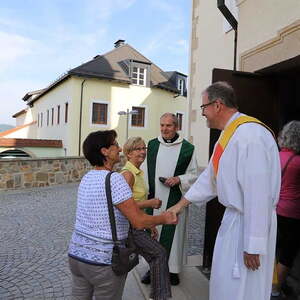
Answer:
[
  {"xmin": 238, "ymin": 0, "xmax": 300, "ymax": 55},
  {"xmin": 33, "ymin": 79, "xmax": 72, "ymax": 150},
  {"xmin": 189, "ymin": 0, "xmax": 235, "ymax": 166}
]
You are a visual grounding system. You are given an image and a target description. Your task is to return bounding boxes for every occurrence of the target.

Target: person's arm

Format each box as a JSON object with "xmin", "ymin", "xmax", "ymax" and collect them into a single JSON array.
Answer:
[
  {"xmin": 136, "ymin": 198, "xmax": 162, "ymax": 209},
  {"xmin": 178, "ymin": 150, "xmax": 199, "ymax": 192},
  {"xmin": 163, "ymin": 148, "xmax": 199, "ymax": 189},
  {"xmin": 122, "ymin": 170, "xmax": 134, "ymax": 189},
  {"xmin": 121, "ymin": 170, "xmax": 162, "ymax": 209},
  {"xmin": 237, "ymin": 132, "xmax": 277, "ymax": 270},
  {"xmin": 116, "ymin": 198, "xmax": 177, "ymax": 229},
  {"xmin": 167, "ymin": 197, "xmax": 191, "ymax": 215}
]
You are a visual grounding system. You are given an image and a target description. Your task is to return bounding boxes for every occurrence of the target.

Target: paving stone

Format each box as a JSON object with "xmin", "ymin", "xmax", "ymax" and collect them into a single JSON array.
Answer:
[{"xmin": 0, "ymin": 183, "xmax": 205, "ymax": 299}]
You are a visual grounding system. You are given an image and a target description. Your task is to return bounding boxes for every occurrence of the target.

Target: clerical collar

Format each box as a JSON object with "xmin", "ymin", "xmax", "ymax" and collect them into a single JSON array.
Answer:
[{"xmin": 162, "ymin": 133, "xmax": 179, "ymax": 143}]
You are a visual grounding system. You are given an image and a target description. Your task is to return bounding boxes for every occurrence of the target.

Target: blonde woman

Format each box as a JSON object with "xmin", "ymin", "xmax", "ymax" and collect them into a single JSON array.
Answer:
[{"xmin": 122, "ymin": 137, "xmax": 171, "ymax": 300}]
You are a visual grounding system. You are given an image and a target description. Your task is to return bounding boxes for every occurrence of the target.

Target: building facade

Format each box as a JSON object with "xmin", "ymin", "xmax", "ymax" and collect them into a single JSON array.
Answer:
[
  {"xmin": 189, "ymin": 0, "xmax": 300, "ymax": 166},
  {"xmin": 2, "ymin": 40, "xmax": 188, "ymax": 158}
]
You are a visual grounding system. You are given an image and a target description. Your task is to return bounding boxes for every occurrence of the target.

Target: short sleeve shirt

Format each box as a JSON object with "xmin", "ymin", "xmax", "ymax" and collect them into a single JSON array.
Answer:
[{"xmin": 68, "ymin": 170, "xmax": 132, "ymax": 264}]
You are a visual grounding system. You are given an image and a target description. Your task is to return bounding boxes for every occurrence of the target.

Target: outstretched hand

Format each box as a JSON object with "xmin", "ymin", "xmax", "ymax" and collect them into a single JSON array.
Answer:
[
  {"xmin": 244, "ymin": 252, "xmax": 260, "ymax": 270},
  {"xmin": 161, "ymin": 210, "xmax": 178, "ymax": 225},
  {"xmin": 150, "ymin": 198, "xmax": 162, "ymax": 209},
  {"xmin": 167, "ymin": 204, "xmax": 183, "ymax": 216}
]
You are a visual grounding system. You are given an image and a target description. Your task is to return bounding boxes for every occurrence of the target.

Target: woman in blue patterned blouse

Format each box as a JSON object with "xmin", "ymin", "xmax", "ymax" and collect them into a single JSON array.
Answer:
[{"xmin": 68, "ymin": 130, "xmax": 177, "ymax": 300}]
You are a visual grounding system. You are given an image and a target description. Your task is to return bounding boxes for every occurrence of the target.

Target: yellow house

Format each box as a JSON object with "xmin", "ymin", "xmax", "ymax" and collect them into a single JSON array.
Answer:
[
  {"xmin": 189, "ymin": 0, "xmax": 300, "ymax": 166},
  {"xmin": 3, "ymin": 40, "xmax": 188, "ymax": 158}
]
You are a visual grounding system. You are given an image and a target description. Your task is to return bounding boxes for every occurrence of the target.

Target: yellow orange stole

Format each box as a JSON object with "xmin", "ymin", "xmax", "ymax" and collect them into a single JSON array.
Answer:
[{"xmin": 212, "ymin": 116, "xmax": 274, "ymax": 177}]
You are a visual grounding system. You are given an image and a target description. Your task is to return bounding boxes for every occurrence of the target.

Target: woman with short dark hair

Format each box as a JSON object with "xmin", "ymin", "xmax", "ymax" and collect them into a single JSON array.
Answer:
[{"xmin": 68, "ymin": 130, "xmax": 176, "ymax": 300}]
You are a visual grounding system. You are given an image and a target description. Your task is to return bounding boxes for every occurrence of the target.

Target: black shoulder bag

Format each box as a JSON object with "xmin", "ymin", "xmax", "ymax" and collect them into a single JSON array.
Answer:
[{"xmin": 105, "ymin": 172, "xmax": 139, "ymax": 276}]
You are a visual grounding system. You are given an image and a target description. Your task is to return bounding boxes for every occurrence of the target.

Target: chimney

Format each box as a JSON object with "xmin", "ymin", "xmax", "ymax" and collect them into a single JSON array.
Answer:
[{"xmin": 114, "ymin": 39, "xmax": 125, "ymax": 48}]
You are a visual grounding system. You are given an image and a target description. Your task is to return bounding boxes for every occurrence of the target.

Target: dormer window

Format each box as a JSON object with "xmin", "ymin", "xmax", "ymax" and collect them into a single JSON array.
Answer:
[
  {"xmin": 177, "ymin": 79, "xmax": 184, "ymax": 95},
  {"xmin": 132, "ymin": 67, "xmax": 146, "ymax": 86}
]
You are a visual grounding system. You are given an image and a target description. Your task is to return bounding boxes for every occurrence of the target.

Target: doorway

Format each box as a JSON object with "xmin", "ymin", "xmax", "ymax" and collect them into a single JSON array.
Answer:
[{"xmin": 202, "ymin": 54, "xmax": 300, "ymax": 268}]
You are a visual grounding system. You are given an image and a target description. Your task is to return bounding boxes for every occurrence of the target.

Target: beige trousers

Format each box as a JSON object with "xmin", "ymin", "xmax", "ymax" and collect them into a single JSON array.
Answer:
[{"xmin": 69, "ymin": 257, "xmax": 127, "ymax": 300}]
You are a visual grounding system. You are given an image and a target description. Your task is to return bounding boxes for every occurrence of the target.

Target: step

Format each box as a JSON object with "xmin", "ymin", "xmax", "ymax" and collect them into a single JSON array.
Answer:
[{"xmin": 132, "ymin": 257, "xmax": 209, "ymax": 300}]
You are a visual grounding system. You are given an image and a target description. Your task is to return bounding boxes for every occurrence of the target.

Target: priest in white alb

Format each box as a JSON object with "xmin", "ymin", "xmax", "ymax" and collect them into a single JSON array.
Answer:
[
  {"xmin": 141, "ymin": 113, "xmax": 198, "ymax": 286},
  {"xmin": 168, "ymin": 82, "xmax": 281, "ymax": 300}
]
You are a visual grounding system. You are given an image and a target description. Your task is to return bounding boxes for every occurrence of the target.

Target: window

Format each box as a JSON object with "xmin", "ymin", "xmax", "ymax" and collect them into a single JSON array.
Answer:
[
  {"xmin": 57, "ymin": 105, "xmax": 60, "ymax": 125},
  {"xmin": 131, "ymin": 106, "xmax": 145, "ymax": 127},
  {"xmin": 176, "ymin": 113, "xmax": 183, "ymax": 131},
  {"xmin": 37, "ymin": 113, "xmax": 40, "ymax": 127},
  {"xmin": 41, "ymin": 112, "xmax": 43, "ymax": 127},
  {"xmin": 65, "ymin": 102, "xmax": 68, "ymax": 123},
  {"xmin": 47, "ymin": 110, "xmax": 49, "ymax": 126},
  {"xmin": 132, "ymin": 67, "xmax": 146, "ymax": 86},
  {"xmin": 92, "ymin": 103, "xmax": 108, "ymax": 124},
  {"xmin": 51, "ymin": 108, "xmax": 54, "ymax": 125},
  {"xmin": 177, "ymin": 79, "xmax": 184, "ymax": 95}
]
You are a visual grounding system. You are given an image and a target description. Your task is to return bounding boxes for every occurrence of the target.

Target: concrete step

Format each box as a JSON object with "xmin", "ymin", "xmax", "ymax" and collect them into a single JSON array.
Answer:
[{"xmin": 132, "ymin": 257, "xmax": 209, "ymax": 300}]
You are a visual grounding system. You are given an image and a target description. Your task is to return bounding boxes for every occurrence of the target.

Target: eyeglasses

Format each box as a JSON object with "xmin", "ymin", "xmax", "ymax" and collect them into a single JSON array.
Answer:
[
  {"xmin": 132, "ymin": 147, "xmax": 147, "ymax": 151},
  {"xmin": 200, "ymin": 101, "xmax": 216, "ymax": 111}
]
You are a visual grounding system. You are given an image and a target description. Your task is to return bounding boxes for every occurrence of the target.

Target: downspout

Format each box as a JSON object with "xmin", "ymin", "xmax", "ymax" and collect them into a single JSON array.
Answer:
[
  {"xmin": 78, "ymin": 79, "xmax": 86, "ymax": 156},
  {"xmin": 217, "ymin": 0, "xmax": 238, "ymax": 70}
]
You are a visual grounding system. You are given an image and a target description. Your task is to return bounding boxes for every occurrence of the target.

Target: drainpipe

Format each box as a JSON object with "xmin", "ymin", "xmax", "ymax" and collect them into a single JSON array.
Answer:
[
  {"xmin": 78, "ymin": 79, "xmax": 86, "ymax": 156},
  {"xmin": 217, "ymin": 0, "xmax": 238, "ymax": 70}
]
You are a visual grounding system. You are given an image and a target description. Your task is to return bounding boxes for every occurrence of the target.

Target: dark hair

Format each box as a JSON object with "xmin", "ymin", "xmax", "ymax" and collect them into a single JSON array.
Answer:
[
  {"xmin": 204, "ymin": 81, "xmax": 238, "ymax": 109},
  {"xmin": 83, "ymin": 130, "xmax": 117, "ymax": 166}
]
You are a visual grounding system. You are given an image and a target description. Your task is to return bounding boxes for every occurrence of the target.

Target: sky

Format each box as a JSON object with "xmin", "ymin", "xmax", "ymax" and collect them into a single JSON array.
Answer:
[{"xmin": 0, "ymin": 0, "xmax": 191, "ymax": 125}]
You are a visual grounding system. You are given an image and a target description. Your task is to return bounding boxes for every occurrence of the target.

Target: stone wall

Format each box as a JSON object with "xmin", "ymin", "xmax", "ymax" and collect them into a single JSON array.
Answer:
[{"xmin": 0, "ymin": 156, "xmax": 126, "ymax": 191}]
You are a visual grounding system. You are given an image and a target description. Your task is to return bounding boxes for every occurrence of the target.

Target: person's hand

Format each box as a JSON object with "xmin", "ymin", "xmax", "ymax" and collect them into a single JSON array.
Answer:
[
  {"xmin": 244, "ymin": 252, "xmax": 260, "ymax": 270},
  {"xmin": 167, "ymin": 204, "xmax": 183, "ymax": 216},
  {"xmin": 150, "ymin": 227, "xmax": 158, "ymax": 240},
  {"xmin": 164, "ymin": 176, "xmax": 180, "ymax": 187},
  {"xmin": 149, "ymin": 198, "xmax": 162, "ymax": 209},
  {"xmin": 160, "ymin": 210, "xmax": 178, "ymax": 224}
]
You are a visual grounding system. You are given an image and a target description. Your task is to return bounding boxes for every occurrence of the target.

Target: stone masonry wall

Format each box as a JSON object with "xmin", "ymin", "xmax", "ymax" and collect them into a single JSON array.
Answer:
[{"xmin": 0, "ymin": 156, "xmax": 126, "ymax": 191}]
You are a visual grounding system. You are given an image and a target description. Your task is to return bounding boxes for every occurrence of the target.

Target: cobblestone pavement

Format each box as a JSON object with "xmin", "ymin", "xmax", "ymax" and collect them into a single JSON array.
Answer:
[{"xmin": 0, "ymin": 183, "xmax": 205, "ymax": 300}]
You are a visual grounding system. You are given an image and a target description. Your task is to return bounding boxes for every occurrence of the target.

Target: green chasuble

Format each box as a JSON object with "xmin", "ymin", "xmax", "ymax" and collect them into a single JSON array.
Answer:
[{"xmin": 146, "ymin": 138, "xmax": 194, "ymax": 255}]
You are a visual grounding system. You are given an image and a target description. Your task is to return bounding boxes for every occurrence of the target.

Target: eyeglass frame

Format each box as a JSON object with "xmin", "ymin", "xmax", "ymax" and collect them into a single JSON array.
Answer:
[
  {"xmin": 132, "ymin": 146, "xmax": 147, "ymax": 151},
  {"xmin": 200, "ymin": 100, "xmax": 217, "ymax": 111}
]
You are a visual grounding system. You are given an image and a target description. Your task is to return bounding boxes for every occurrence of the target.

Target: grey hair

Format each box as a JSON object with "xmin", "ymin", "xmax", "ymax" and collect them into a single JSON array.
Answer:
[
  {"xmin": 160, "ymin": 113, "xmax": 178, "ymax": 127},
  {"xmin": 203, "ymin": 81, "xmax": 238, "ymax": 109},
  {"xmin": 278, "ymin": 120, "xmax": 300, "ymax": 154},
  {"xmin": 123, "ymin": 137, "xmax": 145, "ymax": 157}
]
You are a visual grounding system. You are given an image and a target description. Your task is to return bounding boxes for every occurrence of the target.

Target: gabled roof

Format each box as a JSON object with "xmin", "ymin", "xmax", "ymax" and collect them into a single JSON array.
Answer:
[
  {"xmin": 22, "ymin": 88, "xmax": 47, "ymax": 101},
  {"xmin": 26, "ymin": 42, "xmax": 186, "ymax": 105},
  {"xmin": 12, "ymin": 109, "xmax": 27, "ymax": 118},
  {"xmin": 68, "ymin": 43, "xmax": 180, "ymax": 92}
]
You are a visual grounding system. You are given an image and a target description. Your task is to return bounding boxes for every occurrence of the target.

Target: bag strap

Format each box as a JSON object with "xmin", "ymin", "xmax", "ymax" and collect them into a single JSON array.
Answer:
[
  {"xmin": 281, "ymin": 154, "xmax": 296, "ymax": 178},
  {"xmin": 105, "ymin": 171, "xmax": 119, "ymax": 244}
]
